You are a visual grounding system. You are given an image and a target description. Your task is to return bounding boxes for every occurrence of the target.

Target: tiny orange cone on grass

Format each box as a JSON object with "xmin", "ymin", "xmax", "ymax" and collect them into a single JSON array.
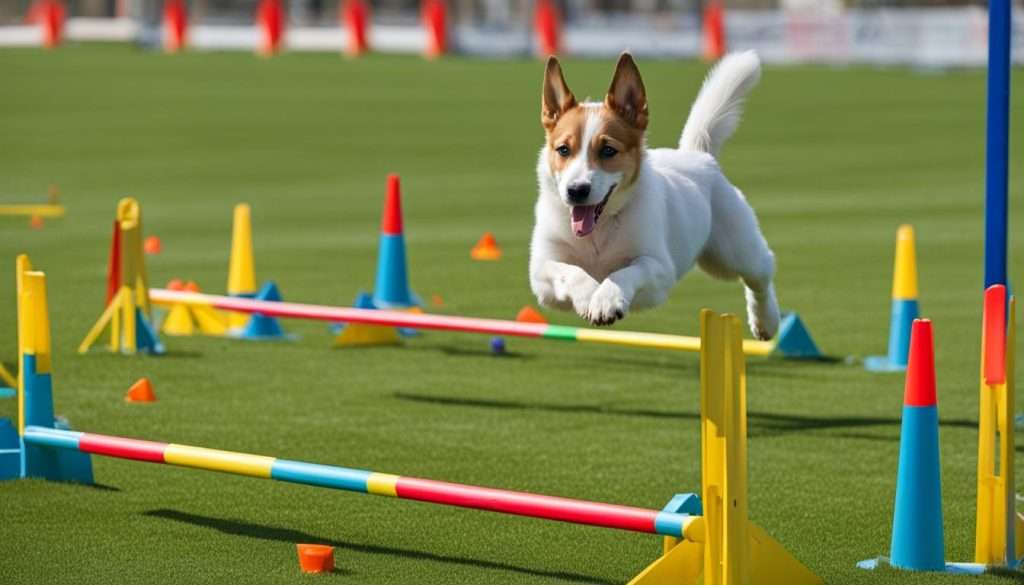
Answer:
[
  {"xmin": 516, "ymin": 305, "xmax": 547, "ymax": 324},
  {"xmin": 29, "ymin": 215, "xmax": 44, "ymax": 230},
  {"xmin": 430, "ymin": 294, "xmax": 444, "ymax": 306},
  {"xmin": 296, "ymin": 544, "xmax": 334, "ymax": 573},
  {"xmin": 166, "ymin": 278, "xmax": 185, "ymax": 291},
  {"xmin": 144, "ymin": 235, "xmax": 162, "ymax": 254},
  {"xmin": 125, "ymin": 378, "xmax": 157, "ymax": 402},
  {"xmin": 471, "ymin": 232, "xmax": 502, "ymax": 261},
  {"xmin": 183, "ymin": 281, "xmax": 200, "ymax": 292}
]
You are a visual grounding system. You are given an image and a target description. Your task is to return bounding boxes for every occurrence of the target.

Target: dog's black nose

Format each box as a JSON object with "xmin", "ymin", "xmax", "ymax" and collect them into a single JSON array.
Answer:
[{"xmin": 567, "ymin": 182, "xmax": 591, "ymax": 203}]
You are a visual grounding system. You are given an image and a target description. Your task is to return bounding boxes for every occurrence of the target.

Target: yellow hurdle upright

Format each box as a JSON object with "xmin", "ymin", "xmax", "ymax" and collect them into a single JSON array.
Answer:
[
  {"xmin": 973, "ymin": 286, "xmax": 1021, "ymax": 567},
  {"xmin": 627, "ymin": 310, "xmax": 821, "ymax": 585}
]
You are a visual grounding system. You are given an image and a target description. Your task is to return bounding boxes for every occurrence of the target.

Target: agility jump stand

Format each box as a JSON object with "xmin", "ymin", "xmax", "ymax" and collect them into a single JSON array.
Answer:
[
  {"xmin": 2, "ymin": 264, "xmax": 820, "ymax": 583},
  {"xmin": 78, "ymin": 198, "xmax": 164, "ymax": 355},
  {"xmin": 972, "ymin": 285, "xmax": 1021, "ymax": 568}
]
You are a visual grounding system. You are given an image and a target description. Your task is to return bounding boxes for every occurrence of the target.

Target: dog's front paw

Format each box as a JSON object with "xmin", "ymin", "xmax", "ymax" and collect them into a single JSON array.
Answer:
[{"xmin": 586, "ymin": 280, "xmax": 629, "ymax": 326}]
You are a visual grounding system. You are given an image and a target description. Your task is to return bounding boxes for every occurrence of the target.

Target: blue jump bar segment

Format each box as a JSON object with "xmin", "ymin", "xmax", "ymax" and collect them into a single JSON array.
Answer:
[
  {"xmin": 23, "ymin": 426, "xmax": 82, "ymax": 450},
  {"xmin": 654, "ymin": 511, "xmax": 689, "ymax": 538},
  {"xmin": 984, "ymin": 0, "xmax": 1011, "ymax": 289},
  {"xmin": 270, "ymin": 459, "xmax": 372, "ymax": 493}
]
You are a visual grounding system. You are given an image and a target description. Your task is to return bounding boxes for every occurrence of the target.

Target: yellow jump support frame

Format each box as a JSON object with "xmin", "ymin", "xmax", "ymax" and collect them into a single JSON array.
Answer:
[
  {"xmin": 628, "ymin": 310, "xmax": 822, "ymax": 585},
  {"xmin": 77, "ymin": 198, "xmax": 164, "ymax": 355},
  {"xmin": 974, "ymin": 290, "xmax": 1021, "ymax": 567}
]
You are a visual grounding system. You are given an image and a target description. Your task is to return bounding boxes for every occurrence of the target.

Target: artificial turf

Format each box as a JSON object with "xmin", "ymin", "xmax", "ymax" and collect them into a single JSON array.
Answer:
[{"xmin": 1, "ymin": 44, "xmax": 1022, "ymax": 584}]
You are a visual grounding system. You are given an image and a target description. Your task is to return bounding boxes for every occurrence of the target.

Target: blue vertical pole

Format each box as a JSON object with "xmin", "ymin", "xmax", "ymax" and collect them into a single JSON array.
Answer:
[{"xmin": 985, "ymin": 0, "xmax": 1011, "ymax": 290}]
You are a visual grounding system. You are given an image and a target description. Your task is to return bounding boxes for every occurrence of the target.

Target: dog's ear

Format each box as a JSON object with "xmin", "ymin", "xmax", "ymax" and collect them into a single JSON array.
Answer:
[
  {"xmin": 542, "ymin": 57, "xmax": 577, "ymax": 132},
  {"xmin": 605, "ymin": 53, "xmax": 648, "ymax": 130}
]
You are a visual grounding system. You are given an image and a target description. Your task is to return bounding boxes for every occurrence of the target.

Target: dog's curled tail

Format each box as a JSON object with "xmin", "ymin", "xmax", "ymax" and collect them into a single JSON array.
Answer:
[{"xmin": 679, "ymin": 50, "xmax": 761, "ymax": 156}]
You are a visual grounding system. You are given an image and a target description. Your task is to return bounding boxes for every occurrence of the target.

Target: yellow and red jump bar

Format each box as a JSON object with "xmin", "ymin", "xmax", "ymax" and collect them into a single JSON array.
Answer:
[
  {"xmin": 150, "ymin": 288, "xmax": 783, "ymax": 356},
  {"xmin": 22, "ymin": 426, "xmax": 698, "ymax": 539}
]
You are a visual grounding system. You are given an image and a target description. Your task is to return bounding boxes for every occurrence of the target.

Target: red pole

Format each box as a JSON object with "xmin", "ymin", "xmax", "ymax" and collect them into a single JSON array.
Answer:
[
  {"xmin": 163, "ymin": 0, "xmax": 188, "ymax": 53},
  {"xmin": 341, "ymin": 0, "xmax": 369, "ymax": 57},
  {"xmin": 422, "ymin": 0, "xmax": 447, "ymax": 59},
  {"xmin": 257, "ymin": 0, "xmax": 284, "ymax": 56}
]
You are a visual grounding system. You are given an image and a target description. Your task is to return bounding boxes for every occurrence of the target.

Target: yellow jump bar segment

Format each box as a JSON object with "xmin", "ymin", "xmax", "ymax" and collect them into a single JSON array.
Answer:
[
  {"xmin": 0, "ymin": 205, "xmax": 66, "ymax": 218},
  {"xmin": 367, "ymin": 473, "xmax": 399, "ymax": 496},
  {"xmin": 574, "ymin": 328, "xmax": 774, "ymax": 356},
  {"xmin": 164, "ymin": 444, "xmax": 275, "ymax": 478}
]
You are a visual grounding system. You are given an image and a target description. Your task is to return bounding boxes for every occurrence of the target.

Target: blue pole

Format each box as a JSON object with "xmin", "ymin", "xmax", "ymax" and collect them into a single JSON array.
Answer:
[{"xmin": 985, "ymin": 0, "xmax": 1011, "ymax": 290}]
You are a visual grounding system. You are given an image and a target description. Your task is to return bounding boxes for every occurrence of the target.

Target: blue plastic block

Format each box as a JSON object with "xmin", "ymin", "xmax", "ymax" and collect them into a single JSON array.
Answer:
[
  {"xmin": 135, "ymin": 308, "xmax": 166, "ymax": 355},
  {"xmin": 0, "ymin": 418, "xmax": 21, "ymax": 481},
  {"xmin": 238, "ymin": 281, "xmax": 289, "ymax": 341},
  {"xmin": 865, "ymin": 299, "xmax": 918, "ymax": 372},
  {"xmin": 773, "ymin": 312, "xmax": 822, "ymax": 359},
  {"xmin": 655, "ymin": 493, "xmax": 702, "ymax": 538}
]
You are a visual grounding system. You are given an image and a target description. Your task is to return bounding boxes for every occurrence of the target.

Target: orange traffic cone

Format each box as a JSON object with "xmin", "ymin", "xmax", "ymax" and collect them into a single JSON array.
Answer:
[
  {"xmin": 516, "ymin": 305, "xmax": 547, "ymax": 324},
  {"xmin": 422, "ymin": 0, "xmax": 447, "ymax": 59},
  {"xmin": 166, "ymin": 278, "xmax": 185, "ymax": 291},
  {"xmin": 163, "ymin": 0, "xmax": 188, "ymax": 53},
  {"xmin": 257, "ymin": 0, "xmax": 284, "ymax": 56},
  {"xmin": 430, "ymin": 294, "xmax": 444, "ymax": 306},
  {"xmin": 342, "ymin": 0, "xmax": 369, "ymax": 56},
  {"xmin": 470, "ymin": 232, "xmax": 502, "ymax": 261},
  {"xmin": 41, "ymin": 0, "xmax": 65, "ymax": 49},
  {"xmin": 183, "ymin": 280, "xmax": 200, "ymax": 292},
  {"xmin": 702, "ymin": 0, "xmax": 726, "ymax": 61},
  {"xmin": 29, "ymin": 215, "xmax": 44, "ymax": 230},
  {"xmin": 534, "ymin": 0, "xmax": 561, "ymax": 57},
  {"xmin": 296, "ymin": 544, "xmax": 334, "ymax": 573},
  {"xmin": 125, "ymin": 378, "xmax": 157, "ymax": 402},
  {"xmin": 144, "ymin": 235, "xmax": 162, "ymax": 255}
]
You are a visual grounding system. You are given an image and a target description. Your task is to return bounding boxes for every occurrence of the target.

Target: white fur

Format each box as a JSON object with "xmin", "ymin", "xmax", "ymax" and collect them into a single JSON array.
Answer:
[{"xmin": 529, "ymin": 51, "xmax": 781, "ymax": 339}]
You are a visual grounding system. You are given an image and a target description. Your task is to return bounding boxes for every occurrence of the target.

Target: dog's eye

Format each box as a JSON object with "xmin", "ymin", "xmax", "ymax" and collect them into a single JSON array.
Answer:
[
  {"xmin": 599, "ymin": 145, "xmax": 618, "ymax": 159},
  {"xmin": 556, "ymin": 145, "xmax": 571, "ymax": 157}
]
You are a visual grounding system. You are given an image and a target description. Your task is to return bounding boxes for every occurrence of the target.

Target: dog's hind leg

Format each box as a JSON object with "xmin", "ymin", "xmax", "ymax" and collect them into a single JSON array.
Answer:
[{"xmin": 699, "ymin": 183, "xmax": 781, "ymax": 340}]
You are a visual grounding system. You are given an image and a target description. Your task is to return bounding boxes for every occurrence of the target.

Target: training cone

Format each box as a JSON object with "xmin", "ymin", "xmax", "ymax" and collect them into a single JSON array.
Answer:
[
  {"xmin": 144, "ymin": 235, "xmax": 162, "ymax": 255},
  {"xmin": 471, "ymin": 232, "xmax": 502, "ymax": 261},
  {"xmin": 516, "ymin": 305, "xmax": 547, "ymax": 324},
  {"xmin": 858, "ymin": 320, "xmax": 978, "ymax": 574},
  {"xmin": 371, "ymin": 174, "xmax": 419, "ymax": 308},
  {"xmin": 701, "ymin": 0, "xmax": 726, "ymax": 61},
  {"xmin": 29, "ymin": 215, "xmax": 44, "ymax": 230},
  {"xmin": 297, "ymin": 544, "xmax": 335, "ymax": 573},
  {"xmin": 534, "ymin": 0, "xmax": 561, "ymax": 56},
  {"xmin": 125, "ymin": 378, "xmax": 157, "ymax": 402},
  {"xmin": 237, "ymin": 281, "xmax": 289, "ymax": 340},
  {"xmin": 422, "ymin": 0, "xmax": 447, "ymax": 59},
  {"xmin": 227, "ymin": 203, "xmax": 258, "ymax": 331},
  {"xmin": 256, "ymin": 0, "xmax": 284, "ymax": 56},
  {"xmin": 342, "ymin": 0, "xmax": 369, "ymax": 57},
  {"xmin": 163, "ymin": 0, "xmax": 188, "ymax": 53},
  {"xmin": 866, "ymin": 225, "xmax": 919, "ymax": 372},
  {"xmin": 40, "ymin": 0, "xmax": 65, "ymax": 48}
]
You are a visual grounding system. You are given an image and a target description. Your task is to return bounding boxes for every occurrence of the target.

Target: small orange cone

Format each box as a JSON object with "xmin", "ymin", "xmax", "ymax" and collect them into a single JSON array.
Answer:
[
  {"xmin": 430, "ymin": 294, "xmax": 444, "ymax": 306},
  {"xmin": 297, "ymin": 544, "xmax": 335, "ymax": 573},
  {"xmin": 144, "ymin": 235, "xmax": 162, "ymax": 254},
  {"xmin": 29, "ymin": 215, "xmax": 44, "ymax": 229},
  {"xmin": 471, "ymin": 232, "xmax": 502, "ymax": 261},
  {"xmin": 183, "ymin": 280, "xmax": 200, "ymax": 292},
  {"xmin": 125, "ymin": 378, "xmax": 157, "ymax": 402},
  {"xmin": 166, "ymin": 278, "xmax": 185, "ymax": 291},
  {"xmin": 516, "ymin": 305, "xmax": 547, "ymax": 324}
]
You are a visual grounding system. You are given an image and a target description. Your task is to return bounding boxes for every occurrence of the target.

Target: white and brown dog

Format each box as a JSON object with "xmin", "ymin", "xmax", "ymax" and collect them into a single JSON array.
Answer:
[{"xmin": 529, "ymin": 51, "xmax": 780, "ymax": 340}]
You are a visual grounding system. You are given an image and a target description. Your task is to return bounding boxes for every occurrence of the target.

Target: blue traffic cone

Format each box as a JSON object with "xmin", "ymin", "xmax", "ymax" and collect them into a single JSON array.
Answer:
[
  {"xmin": 372, "ymin": 174, "xmax": 419, "ymax": 308},
  {"xmin": 237, "ymin": 281, "xmax": 288, "ymax": 340},
  {"xmin": 866, "ymin": 225, "xmax": 919, "ymax": 372}
]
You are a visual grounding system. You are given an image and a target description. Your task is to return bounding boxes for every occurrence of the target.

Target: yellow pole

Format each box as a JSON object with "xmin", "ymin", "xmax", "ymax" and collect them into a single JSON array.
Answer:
[{"xmin": 227, "ymin": 203, "xmax": 256, "ymax": 330}]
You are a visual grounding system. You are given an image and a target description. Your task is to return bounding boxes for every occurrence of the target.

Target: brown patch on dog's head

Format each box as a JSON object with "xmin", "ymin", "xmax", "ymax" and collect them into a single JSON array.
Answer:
[{"xmin": 591, "ymin": 107, "xmax": 645, "ymax": 188}]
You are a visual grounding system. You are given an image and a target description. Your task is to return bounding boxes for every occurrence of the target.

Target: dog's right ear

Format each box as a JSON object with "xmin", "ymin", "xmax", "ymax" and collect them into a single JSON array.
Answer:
[{"xmin": 541, "ymin": 57, "xmax": 577, "ymax": 132}]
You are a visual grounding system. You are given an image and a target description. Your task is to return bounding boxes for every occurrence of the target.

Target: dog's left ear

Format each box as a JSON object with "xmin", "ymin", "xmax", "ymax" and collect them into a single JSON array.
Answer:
[{"xmin": 605, "ymin": 53, "xmax": 648, "ymax": 130}]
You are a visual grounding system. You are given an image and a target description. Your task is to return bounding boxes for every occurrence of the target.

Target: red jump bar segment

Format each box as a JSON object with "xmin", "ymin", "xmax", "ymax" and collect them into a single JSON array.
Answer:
[
  {"xmin": 395, "ymin": 477, "xmax": 659, "ymax": 534},
  {"xmin": 381, "ymin": 174, "xmax": 403, "ymax": 236},
  {"xmin": 79, "ymin": 432, "xmax": 168, "ymax": 463},
  {"xmin": 903, "ymin": 319, "xmax": 937, "ymax": 407},
  {"xmin": 983, "ymin": 285, "xmax": 1007, "ymax": 386}
]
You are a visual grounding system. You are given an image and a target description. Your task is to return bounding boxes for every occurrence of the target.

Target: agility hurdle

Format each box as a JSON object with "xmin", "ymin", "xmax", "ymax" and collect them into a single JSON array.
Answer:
[
  {"xmin": 0, "ymin": 204, "xmax": 65, "ymax": 218},
  {"xmin": 150, "ymin": 288, "xmax": 822, "ymax": 359},
  {"xmin": 2, "ymin": 258, "xmax": 821, "ymax": 583}
]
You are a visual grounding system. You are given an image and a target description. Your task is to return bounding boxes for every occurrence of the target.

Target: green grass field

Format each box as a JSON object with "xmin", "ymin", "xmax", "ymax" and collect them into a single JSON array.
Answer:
[{"xmin": 1, "ymin": 44, "xmax": 1022, "ymax": 584}]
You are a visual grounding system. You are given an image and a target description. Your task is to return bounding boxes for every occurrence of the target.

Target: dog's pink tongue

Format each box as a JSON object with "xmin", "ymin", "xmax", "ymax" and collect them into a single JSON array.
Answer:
[{"xmin": 571, "ymin": 205, "xmax": 597, "ymax": 237}]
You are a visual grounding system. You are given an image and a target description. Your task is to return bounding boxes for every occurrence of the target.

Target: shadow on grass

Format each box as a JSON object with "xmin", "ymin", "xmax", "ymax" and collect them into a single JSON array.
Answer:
[
  {"xmin": 143, "ymin": 509, "xmax": 618, "ymax": 585},
  {"xmin": 393, "ymin": 392, "xmax": 977, "ymax": 438}
]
